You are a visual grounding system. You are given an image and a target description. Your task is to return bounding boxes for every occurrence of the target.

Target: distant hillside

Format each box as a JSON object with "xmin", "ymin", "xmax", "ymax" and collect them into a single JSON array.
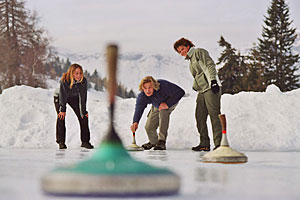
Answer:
[
  {"xmin": 58, "ymin": 50, "xmax": 195, "ymax": 95},
  {"xmin": 56, "ymin": 34, "xmax": 300, "ymax": 94}
]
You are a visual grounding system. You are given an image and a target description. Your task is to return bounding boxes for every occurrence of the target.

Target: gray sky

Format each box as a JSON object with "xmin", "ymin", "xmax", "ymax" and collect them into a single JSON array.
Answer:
[{"xmin": 26, "ymin": 0, "xmax": 300, "ymax": 59}]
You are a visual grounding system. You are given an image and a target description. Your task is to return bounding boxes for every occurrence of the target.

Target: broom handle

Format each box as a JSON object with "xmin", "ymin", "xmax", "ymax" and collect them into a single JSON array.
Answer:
[
  {"xmin": 218, "ymin": 114, "xmax": 226, "ymax": 133},
  {"xmin": 106, "ymin": 44, "xmax": 118, "ymax": 105},
  {"xmin": 132, "ymin": 132, "xmax": 137, "ymax": 144}
]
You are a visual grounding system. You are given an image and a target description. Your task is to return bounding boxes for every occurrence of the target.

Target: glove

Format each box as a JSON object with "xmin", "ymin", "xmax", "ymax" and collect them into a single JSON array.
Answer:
[{"xmin": 211, "ymin": 80, "xmax": 219, "ymax": 94}]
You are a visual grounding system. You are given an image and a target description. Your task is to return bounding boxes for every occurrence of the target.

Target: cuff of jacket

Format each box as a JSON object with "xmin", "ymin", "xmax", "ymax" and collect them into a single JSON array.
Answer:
[{"xmin": 59, "ymin": 106, "xmax": 66, "ymax": 112}]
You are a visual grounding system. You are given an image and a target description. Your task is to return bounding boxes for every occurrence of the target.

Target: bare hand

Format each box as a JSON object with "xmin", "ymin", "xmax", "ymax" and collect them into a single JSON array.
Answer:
[
  {"xmin": 159, "ymin": 102, "xmax": 169, "ymax": 111},
  {"xmin": 58, "ymin": 112, "xmax": 66, "ymax": 120},
  {"xmin": 130, "ymin": 122, "xmax": 138, "ymax": 133}
]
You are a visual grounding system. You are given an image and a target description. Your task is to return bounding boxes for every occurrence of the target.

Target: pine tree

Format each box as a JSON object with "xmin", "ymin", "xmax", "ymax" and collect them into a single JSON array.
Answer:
[
  {"xmin": 128, "ymin": 89, "xmax": 136, "ymax": 98},
  {"xmin": 246, "ymin": 45, "xmax": 267, "ymax": 92},
  {"xmin": 62, "ymin": 58, "xmax": 71, "ymax": 73},
  {"xmin": 258, "ymin": 0, "xmax": 300, "ymax": 91},
  {"xmin": 217, "ymin": 36, "xmax": 247, "ymax": 94},
  {"xmin": 83, "ymin": 70, "xmax": 92, "ymax": 89}
]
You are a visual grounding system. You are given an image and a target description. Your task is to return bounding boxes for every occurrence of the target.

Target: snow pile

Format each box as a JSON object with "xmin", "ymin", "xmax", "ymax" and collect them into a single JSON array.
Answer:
[{"xmin": 0, "ymin": 84, "xmax": 300, "ymax": 151}]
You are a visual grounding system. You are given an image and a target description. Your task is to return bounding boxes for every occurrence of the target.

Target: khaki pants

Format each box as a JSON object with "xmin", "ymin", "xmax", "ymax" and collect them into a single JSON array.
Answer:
[
  {"xmin": 195, "ymin": 89, "xmax": 222, "ymax": 147},
  {"xmin": 144, "ymin": 104, "xmax": 177, "ymax": 144}
]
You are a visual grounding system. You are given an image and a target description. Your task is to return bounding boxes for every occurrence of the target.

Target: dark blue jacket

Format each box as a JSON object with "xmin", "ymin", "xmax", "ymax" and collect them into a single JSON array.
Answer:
[{"xmin": 133, "ymin": 79, "xmax": 185, "ymax": 123}]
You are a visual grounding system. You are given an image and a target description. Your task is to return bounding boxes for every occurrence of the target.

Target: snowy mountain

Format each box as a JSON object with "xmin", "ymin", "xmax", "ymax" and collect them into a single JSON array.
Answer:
[
  {"xmin": 57, "ymin": 33, "xmax": 300, "ymax": 94},
  {"xmin": 57, "ymin": 49, "xmax": 195, "ymax": 95}
]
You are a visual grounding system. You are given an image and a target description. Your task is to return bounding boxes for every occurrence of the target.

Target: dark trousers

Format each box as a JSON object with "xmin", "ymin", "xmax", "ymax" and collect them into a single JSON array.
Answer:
[{"xmin": 54, "ymin": 96, "xmax": 90, "ymax": 144}]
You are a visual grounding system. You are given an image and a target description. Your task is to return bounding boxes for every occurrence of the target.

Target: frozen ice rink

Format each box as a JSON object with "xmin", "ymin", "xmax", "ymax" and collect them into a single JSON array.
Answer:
[{"xmin": 1, "ymin": 148, "xmax": 300, "ymax": 200}]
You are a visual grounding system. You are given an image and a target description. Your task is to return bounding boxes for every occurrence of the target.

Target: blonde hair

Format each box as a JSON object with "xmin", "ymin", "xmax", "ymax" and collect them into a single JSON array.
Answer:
[
  {"xmin": 138, "ymin": 76, "xmax": 160, "ymax": 91},
  {"xmin": 61, "ymin": 63, "xmax": 84, "ymax": 88}
]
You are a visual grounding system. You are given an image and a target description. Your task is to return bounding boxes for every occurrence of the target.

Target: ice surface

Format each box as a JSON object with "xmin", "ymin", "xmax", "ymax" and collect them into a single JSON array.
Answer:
[{"xmin": 1, "ymin": 149, "xmax": 300, "ymax": 200}]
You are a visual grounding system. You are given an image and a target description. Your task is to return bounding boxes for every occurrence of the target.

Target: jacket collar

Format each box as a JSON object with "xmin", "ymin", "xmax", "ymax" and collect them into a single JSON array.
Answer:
[{"xmin": 186, "ymin": 47, "xmax": 195, "ymax": 60}]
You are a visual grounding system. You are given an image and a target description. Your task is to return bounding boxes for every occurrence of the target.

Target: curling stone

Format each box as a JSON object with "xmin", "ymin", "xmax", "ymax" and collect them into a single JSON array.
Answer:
[
  {"xmin": 202, "ymin": 114, "xmax": 248, "ymax": 164},
  {"xmin": 127, "ymin": 132, "xmax": 144, "ymax": 151}
]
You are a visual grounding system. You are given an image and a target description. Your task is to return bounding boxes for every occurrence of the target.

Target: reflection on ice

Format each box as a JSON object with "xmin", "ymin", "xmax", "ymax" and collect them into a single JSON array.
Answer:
[
  {"xmin": 1, "ymin": 149, "xmax": 300, "ymax": 200},
  {"xmin": 195, "ymin": 167, "xmax": 228, "ymax": 184},
  {"xmin": 146, "ymin": 150, "xmax": 168, "ymax": 162}
]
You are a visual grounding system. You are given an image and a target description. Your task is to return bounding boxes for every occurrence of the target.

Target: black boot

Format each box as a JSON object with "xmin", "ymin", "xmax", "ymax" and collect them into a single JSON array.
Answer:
[
  {"xmin": 142, "ymin": 142, "xmax": 155, "ymax": 150},
  {"xmin": 81, "ymin": 142, "xmax": 94, "ymax": 149},
  {"xmin": 213, "ymin": 145, "xmax": 220, "ymax": 150},
  {"xmin": 59, "ymin": 143, "xmax": 67, "ymax": 149},
  {"xmin": 192, "ymin": 144, "xmax": 210, "ymax": 151},
  {"xmin": 154, "ymin": 140, "xmax": 166, "ymax": 150}
]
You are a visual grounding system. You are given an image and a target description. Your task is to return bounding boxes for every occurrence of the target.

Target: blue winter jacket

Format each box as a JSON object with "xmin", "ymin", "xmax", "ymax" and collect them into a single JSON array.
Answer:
[{"xmin": 133, "ymin": 79, "xmax": 185, "ymax": 123}]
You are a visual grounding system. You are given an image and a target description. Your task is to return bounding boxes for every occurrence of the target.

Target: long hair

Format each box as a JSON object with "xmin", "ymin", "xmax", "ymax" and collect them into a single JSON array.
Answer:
[
  {"xmin": 173, "ymin": 37, "xmax": 195, "ymax": 52},
  {"xmin": 61, "ymin": 63, "xmax": 84, "ymax": 88},
  {"xmin": 138, "ymin": 76, "xmax": 160, "ymax": 91}
]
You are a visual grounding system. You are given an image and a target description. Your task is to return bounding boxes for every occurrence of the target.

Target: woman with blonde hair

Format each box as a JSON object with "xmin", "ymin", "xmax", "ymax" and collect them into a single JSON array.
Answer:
[{"xmin": 54, "ymin": 63, "xmax": 94, "ymax": 149}]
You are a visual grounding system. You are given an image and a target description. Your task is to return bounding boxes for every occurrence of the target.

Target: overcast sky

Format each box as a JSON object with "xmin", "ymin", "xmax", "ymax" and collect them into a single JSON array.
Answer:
[{"xmin": 26, "ymin": 0, "xmax": 300, "ymax": 59}]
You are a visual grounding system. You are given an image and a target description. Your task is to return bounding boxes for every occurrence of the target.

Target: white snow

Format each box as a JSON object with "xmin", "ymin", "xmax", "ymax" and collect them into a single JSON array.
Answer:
[{"xmin": 0, "ymin": 84, "xmax": 300, "ymax": 151}]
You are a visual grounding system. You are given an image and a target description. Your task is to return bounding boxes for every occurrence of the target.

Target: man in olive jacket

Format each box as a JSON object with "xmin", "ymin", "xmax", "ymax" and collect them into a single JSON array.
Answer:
[{"xmin": 174, "ymin": 37, "xmax": 222, "ymax": 151}]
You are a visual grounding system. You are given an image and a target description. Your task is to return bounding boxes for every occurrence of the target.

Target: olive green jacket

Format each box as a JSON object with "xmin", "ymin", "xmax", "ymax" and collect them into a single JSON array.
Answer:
[{"xmin": 187, "ymin": 47, "xmax": 221, "ymax": 93}]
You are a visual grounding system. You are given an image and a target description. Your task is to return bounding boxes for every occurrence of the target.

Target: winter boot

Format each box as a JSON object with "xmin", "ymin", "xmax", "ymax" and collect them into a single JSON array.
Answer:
[
  {"xmin": 81, "ymin": 142, "xmax": 94, "ymax": 149},
  {"xmin": 59, "ymin": 143, "xmax": 67, "ymax": 149},
  {"xmin": 154, "ymin": 140, "xmax": 166, "ymax": 150},
  {"xmin": 213, "ymin": 145, "xmax": 220, "ymax": 150},
  {"xmin": 191, "ymin": 144, "xmax": 210, "ymax": 151},
  {"xmin": 142, "ymin": 142, "xmax": 155, "ymax": 150}
]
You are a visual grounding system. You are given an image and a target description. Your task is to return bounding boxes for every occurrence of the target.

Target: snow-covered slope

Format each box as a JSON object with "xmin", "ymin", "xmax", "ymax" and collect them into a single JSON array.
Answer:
[
  {"xmin": 0, "ymin": 85, "xmax": 300, "ymax": 151},
  {"xmin": 57, "ymin": 36, "xmax": 300, "ymax": 94},
  {"xmin": 58, "ymin": 50, "xmax": 194, "ymax": 95}
]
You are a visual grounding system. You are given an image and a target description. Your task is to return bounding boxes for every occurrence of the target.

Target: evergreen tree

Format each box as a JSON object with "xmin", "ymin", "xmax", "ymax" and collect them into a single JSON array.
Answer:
[
  {"xmin": 91, "ymin": 69, "xmax": 98, "ymax": 79},
  {"xmin": 128, "ymin": 89, "xmax": 136, "ymax": 98},
  {"xmin": 258, "ymin": 0, "xmax": 300, "ymax": 91},
  {"xmin": 62, "ymin": 58, "xmax": 71, "ymax": 73},
  {"xmin": 246, "ymin": 45, "xmax": 267, "ymax": 92},
  {"xmin": 83, "ymin": 70, "xmax": 92, "ymax": 89},
  {"xmin": 217, "ymin": 36, "xmax": 247, "ymax": 94}
]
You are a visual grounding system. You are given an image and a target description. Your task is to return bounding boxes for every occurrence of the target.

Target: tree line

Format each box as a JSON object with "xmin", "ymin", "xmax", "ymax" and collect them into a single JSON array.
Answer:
[
  {"xmin": 45, "ymin": 56, "xmax": 136, "ymax": 98},
  {"xmin": 0, "ymin": 0, "xmax": 135, "ymax": 98},
  {"xmin": 217, "ymin": 0, "xmax": 300, "ymax": 94}
]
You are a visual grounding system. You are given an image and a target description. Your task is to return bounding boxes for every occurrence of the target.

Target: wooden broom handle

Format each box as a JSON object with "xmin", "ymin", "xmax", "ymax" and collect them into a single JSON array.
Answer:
[
  {"xmin": 106, "ymin": 44, "xmax": 118, "ymax": 104},
  {"xmin": 218, "ymin": 114, "xmax": 226, "ymax": 133}
]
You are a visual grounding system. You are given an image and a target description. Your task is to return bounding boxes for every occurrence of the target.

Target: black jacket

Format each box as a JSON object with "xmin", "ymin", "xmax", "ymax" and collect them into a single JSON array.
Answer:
[{"xmin": 58, "ymin": 77, "xmax": 88, "ymax": 118}]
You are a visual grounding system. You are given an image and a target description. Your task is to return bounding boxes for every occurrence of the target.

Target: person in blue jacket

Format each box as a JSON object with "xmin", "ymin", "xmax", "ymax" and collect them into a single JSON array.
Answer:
[{"xmin": 130, "ymin": 76, "xmax": 185, "ymax": 150}]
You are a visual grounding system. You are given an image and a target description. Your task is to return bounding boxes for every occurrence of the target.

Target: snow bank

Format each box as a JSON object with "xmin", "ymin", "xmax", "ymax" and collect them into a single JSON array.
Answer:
[{"xmin": 0, "ymin": 85, "xmax": 300, "ymax": 151}]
